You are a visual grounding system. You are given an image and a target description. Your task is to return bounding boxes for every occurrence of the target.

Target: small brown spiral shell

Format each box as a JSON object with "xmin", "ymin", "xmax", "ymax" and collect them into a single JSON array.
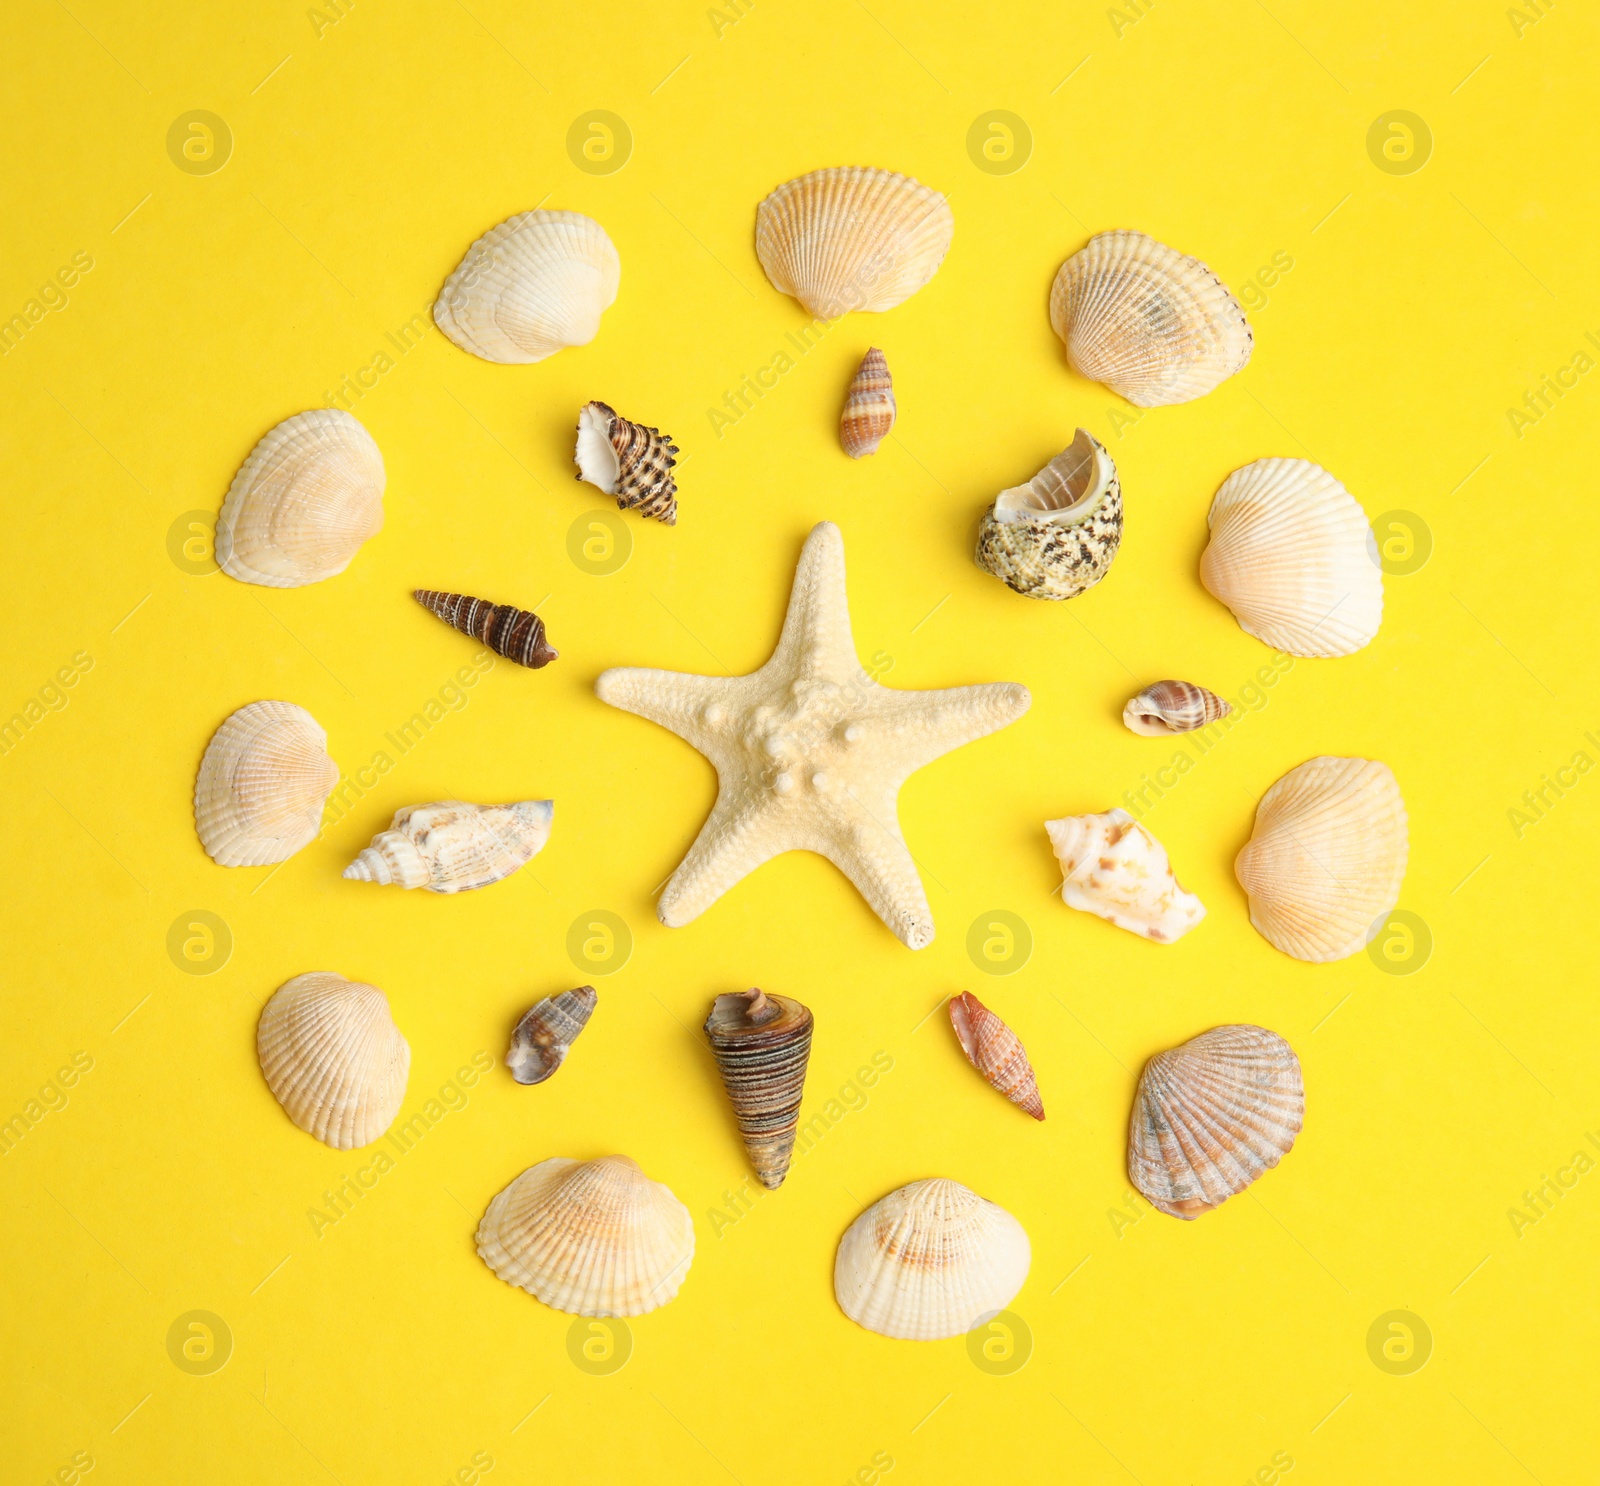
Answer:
[
  {"xmin": 1122, "ymin": 679, "xmax": 1230, "ymax": 736},
  {"xmin": 577, "ymin": 401, "xmax": 679, "ymax": 525},
  {"xmin": 507, "ymin": 987, "xmax": 597, "ymax": 1085},
  {"xmin": 949, "ymin": 992, "xmax": 1044, "ymax": 1120},
  {"xmin": 413, "ymin": 590, "xmax": 557, "ymax": 669},
  {"xmin": 703, "ymin": 989, "xmax": 814, "ymax": 1190},
  {"xmin": 839, "ymin": 347, "xmax": 896, "ymax": 458}
]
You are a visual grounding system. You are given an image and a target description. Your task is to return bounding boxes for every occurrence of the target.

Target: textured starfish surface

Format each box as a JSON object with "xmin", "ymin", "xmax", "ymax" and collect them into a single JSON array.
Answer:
[{"xmin": 596, "ymin": 522, "xmax": 1031, "ymax": 948}]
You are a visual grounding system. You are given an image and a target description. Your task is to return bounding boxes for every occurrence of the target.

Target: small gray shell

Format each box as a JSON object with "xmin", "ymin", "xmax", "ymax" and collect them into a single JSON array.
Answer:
[{"xmin": 507, "ymin": 987, "xmax": 597, "ymax": 1085}]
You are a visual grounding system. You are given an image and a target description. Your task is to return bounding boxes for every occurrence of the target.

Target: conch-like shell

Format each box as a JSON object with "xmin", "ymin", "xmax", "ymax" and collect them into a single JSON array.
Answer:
[
  {"xmin": 834, "ymin": 1178, "xmax": 1030, "ymax": 1340},
  {"xmin": 507, "ymin": 987, "xmax": 597, "ymax": 1085},
  {"xmin": 575, "ymin": 401, "xmax": 678, "ymax": 525},
  {"xmin": 1236, "ymin": 756, "xmax": 1408, "ymax": 963},
  {"xmin": 755, "ymin": 167, "xmax": 954, "ymax": 318},
  {"xmin": 216, "ymin": 409, "xmax": 385, "ymax": 588},
  {"xmin": 949, "ymin": 993, "xmax": 1043, "ymax": 1120},
  {"xmin": 433, "ymin": 209, "xmax": 620, "ymax": 364},
  {"xmin": 1129, "ymin": 1024, "xmax": 1303, "ymax": 1218},
  {"xmin": 413, "ymin": 590, "xmax": 557, "ymax": 668},
  {"xmin": 1122, "ymin": 680, "xmax": 1231, "ymax": 736},
  {"xmin": 1201, "ymin": 459, "xmax": 1382, "ymax": 657},
  {"xmin": 1049, "ymin": 230, "xmax": 1252, "ymax": 407},
  {"xmin": 476, "ymin": 1155, "xmax": 695, "ymax": 1317},
  {"xmin": 840, "ymin": 347, "xmax": 896, "ymax": 457},
  {"xmin": 1045, "ymin": 808, "xmax": 1205, "ymax": 943},
  {"xmin": 342, "ymin": 800, "xmax": 553, "ymax": 892},
  {"xmin": 975, "ymin": 428, "xmax": 1122, "ymax": 601},
  {"xmin": 257, "ymin": 972, "xmax": 410, "ymax": 1150},
  {"xmin": 195, "ymin": 701, "xmax": 339, "ymax": 867},
  {"xmin": 703, "ymin": 989, "xmax": 814, "ymax": 1190}
]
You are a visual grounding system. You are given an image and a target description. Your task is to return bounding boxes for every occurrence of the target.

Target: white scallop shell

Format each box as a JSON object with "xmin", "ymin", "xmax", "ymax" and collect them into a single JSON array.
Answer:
[
  {"xmin": 342, "ymin": 800, "xmax": 553, "ymax": 892},
  {"xmin": 1044, "ymin": 808, "xmax": 1205, "ymax": 943}
]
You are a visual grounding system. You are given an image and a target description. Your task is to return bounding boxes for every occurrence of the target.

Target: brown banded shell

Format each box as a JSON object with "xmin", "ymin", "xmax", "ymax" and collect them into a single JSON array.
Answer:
[
  {"xmin": 703, "ymin": 989, "xmax": 813, "ymax": 1190},
  {"xmin": 1123, "ymin": 680, "xmax": 1231, "ymax": 736},
  {"xmin": 413, "ymin": 590, "xmax": 557, "ymax": 668},
  {"xmin": 507, "ymin": 987, "xmax": 598, "ymax": 1085},
  {"xmin": 840, "ymin": 347, "xmax": 896, "ymax": 458},
  {"xmin": 575, "ymin": 401, "xmax": 678, "ymax": 525},
  {"xmin": 949, "ymin": 993, "xmax": 1043, "ymax": 1120}
]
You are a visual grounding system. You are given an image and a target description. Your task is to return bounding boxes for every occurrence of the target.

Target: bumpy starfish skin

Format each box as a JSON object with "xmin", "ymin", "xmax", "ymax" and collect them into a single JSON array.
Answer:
[{"xmin": 596, "ymin": 522, "xmax": 1030, "ymax": 948}]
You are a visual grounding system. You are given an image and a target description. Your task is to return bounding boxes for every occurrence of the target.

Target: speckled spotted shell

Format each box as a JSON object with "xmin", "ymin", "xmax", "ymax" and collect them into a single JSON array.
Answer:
[
  {"xmin": 1045, "ymin": 808, "xmax": 1206, "ymax": 943},
  {"xmin": 575, "ymin": 401, "xmax": 678, "ymax": 525},
  {"xmin": 703, "ymin": 989, "xmax": 814, "ymax": 1189},
  {"xmin": 413, "ymin": 590, "xmax": 557, "ymax": 668}
]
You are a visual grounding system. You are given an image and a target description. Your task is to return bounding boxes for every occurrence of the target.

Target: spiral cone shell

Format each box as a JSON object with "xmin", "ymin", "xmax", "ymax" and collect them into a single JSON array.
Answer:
[
  {"xmin": 507, "ymin": 987, "xmax": 597, "ymax": 1085},
  {"xmin": 574, "ymin": 401, "xmax": 678, "ymax": 524},
  {"xmin": 948, "ymin": 993, "xmax": 1043, "ymax": 1120},
  {"xmin": 703, "ymin": 989, "xmax": 813, "ymax": 1190},
  {"xmin": 413, "ymin": 590, "xmax": 557, "ymax": 668},
  {"xmin": 342, "ymin": 800, "xmax": 553, "ymax": 892},
  {"xmin": 1045, "ymin": 808, "xmax": 1205, "ymax": 943},
  {"xmin": 1122, "ymin": 680, "xmax": 1231, "ymax": 736},
  {"xmin": 839, "ymin": 347, "xmax": 896, "ymax": 457}
]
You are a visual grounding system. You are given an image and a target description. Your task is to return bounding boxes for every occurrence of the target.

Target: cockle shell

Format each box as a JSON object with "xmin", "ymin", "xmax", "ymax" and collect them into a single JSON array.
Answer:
[
  {"xmin": 413, "ymin": 590, "xmax": 557, "ymax": 668},
  {"xmin": 342, "ymin": 800, "xmax": 553, "ymax": 892},
  {"xmin": 755, "ymin": 167, "xmax": 954, "ymax": 318},
  {"xmin": 216, "ymin": 409, "xmax": 385, "ymax": 588},
  {"xmin": 257, "ymin": 972, "xmax": 410, "ymax": 1150},
  {"xmin": 834, "ymin": 1178, "xmax": 1031, "ymax": 1340},
  {"xmin": 703, "ymin": 989, "xmax": 814, "ymax": 1190},
  {"xmin": 1045, "ymin": 808, "xmax": 1205, "ymax": 943},
  {"xmin": 1236, "ymin": 756, "xmax": 1408, "ymax": 963},
  {"xmin": 575, "ymin": 401, "xmax": 679, "ymax": 525},
  {"xmin": 1123, "ymin": 680, "xmax": 1231, "ymax": 736},
  {"xmin": 1201, "ymin": 459, "xmax": 1382, "ymax": 658},
  {"xmin": 195, "ymin": 701, "xmax": 339, "ymax": 867},
  {"xmin": 975, "ymin": 428, "xmax": 1122, "ymax": 601},
  {"xmin": 476, "ymin": 1155, "xmax": 695, "ymax": 1317},
  {"xmin": 1129, "ymin": 1024, "xmax": 1304, "ymax": 1218},
  {"xmin": 433, "ymin": 209, "xmax": 620, "ymax": 364},
  {"xmin": 949, "ymin": 993, "xmax": 1043, "ymax": 1120},
  {"xmin": 840, "ymin": 348, "xmax": 896, "ymax": 457},
  {"xmin": 507, "ymin": 987, "xmax": 597, "ymax": 1085},
  {"xmin": 1049, "ymin": 230, "xmax": 1252, "ymax": 407}
]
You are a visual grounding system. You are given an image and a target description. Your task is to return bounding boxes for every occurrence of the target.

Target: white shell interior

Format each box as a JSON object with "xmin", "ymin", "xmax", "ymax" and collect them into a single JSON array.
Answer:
[
  {"xmin": 575, "ymin": 404, "xmax": 620, "ymax": 493},
  {"xmin": 992, "ymin": 429, "xmax": 1113, "ymax": 526}
]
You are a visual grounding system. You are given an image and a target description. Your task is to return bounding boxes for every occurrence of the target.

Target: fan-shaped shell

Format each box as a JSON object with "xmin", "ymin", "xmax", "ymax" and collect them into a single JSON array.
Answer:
[
  {"xmin": 1045, "ymin": 808, "xmax": 1205, "ymax": 943},
  {"xmin": 507, "ymin": 987, "xmax": 598, "ymax": 1085},
  {"xmin": 1123, "ymin": 680, "xmax": 1231, "ymax": 736},
  {"xmin": 342, "ymin": 800, "xmax": 553, "ymax": 892},
  {"xmin": 840, "ymin": 347, "xmax": 896, "ymax": 457},
  {"xmin": 703, "ymin": 989, "xmax": 814, "ymax": 1190},
  {"xmin": 949, "ymin": 993, "xmax": 1043, "ymax": 1120}
]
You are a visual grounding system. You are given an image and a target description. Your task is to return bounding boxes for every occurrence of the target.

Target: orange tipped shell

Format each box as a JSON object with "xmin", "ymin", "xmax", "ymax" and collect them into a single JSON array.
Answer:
[
  {"xmin": 949, "ymin": 993, "xmax": 1043, "ymax": 1119},
  {"xmin": 840, "ymin": 348, "xmax": 896, "ymax": 457},
  {"xmin": 413, "ymin": 590, "xmax": 556, "ymax": 668}
]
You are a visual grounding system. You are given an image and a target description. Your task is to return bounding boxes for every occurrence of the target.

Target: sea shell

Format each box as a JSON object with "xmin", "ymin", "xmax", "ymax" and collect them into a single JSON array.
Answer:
[
  {"xmin": 834, "ymin": 1178, "xmax": 1030, "ymax": 1340},
  {"xmin": 1122, "ymin": 680, "xmax": 1232, "ymax": 737},
  {"xmin": 195, "ymin": 701, "xmax": 339, "ymax": 867},
  {"xmin": 1049, "ymin": 230, "xmax": 1252, "ymax": 407},
  {"xmin": 257, "ymin": 972, "xmax": 410, "ymax": 1150},
  {"xmin": 974, "ymin": 428, "xmax": 1122, "ymax": 601},
  {"xmin": 948, "ymin": 993, "xmax": 1043, "ymax": 1120},
  {"xmin": 1236, "ymin": 756, "xmax": 1408, "ymax": 963},
  {"xmin": 703, "ymin": 989, "xmax": 814, "ymax": 1190},
  {"xmin": 1129, "ymin": 1024, "xmax": 1303, "ymax": 1218},
  {"xmin": 755, "ymin": 167, "xmax": 954, "ymax": 318},
  {"xmin": 476, "ymin": 1155, "xmax": 695, "ymax": 1317},
  {"xmin": 1200, "ymin": 458, "xmax": 1382, "ymax": 657},
  {"xmin": 433, "ymin": 209, "xmax": 620, "ymax": 364},
  {"xmin": 839, "ymin": 348, "xmax": 896, "ymax": 457},
  {"xmin": 413, "ymin": 590, "xmax": 557, "ymax": 668},
  {"xmin": 216, "ymin": 409, "xmax": 385, "ymax": 588},
  {"xmin": 574, "ymin": 401, "xmax": 678, "ymax": 525},
  {"xmin": 1044, "ymin": 808, "xmax": 1205, "ymax": 943},
  {"xmin": 342, "ymin": 800, "xmax": 553, "ymax": 892},
  {"xmin": 507, "ymin": 987, "xmax": 597, "ymax": 1085}
]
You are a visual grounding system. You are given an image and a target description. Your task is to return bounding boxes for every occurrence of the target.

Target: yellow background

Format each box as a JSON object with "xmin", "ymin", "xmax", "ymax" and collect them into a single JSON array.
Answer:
[{"xmin": 3, "ymin": 1, "xmax": 1597, "ymax": 1481}]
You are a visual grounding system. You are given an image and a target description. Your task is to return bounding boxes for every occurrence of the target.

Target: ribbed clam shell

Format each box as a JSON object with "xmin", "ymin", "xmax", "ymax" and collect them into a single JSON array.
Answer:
[
  {"xmin": 755, "ymin": 167, "xmax": 954, "ymax": 318},
  {"xmin": 413, "ymin": 590, "xmax": 557, "ymax": 668},
  {"xmin": 1129, "ymin": 1024, "xmax": 1303, "ymax": 1218},
  {"xmin": 1049, "ymin": 230, "xmax": 1252, "ymax": 407},
  {"xmin": 216, "ymin": 410, "xmax": 385, "ymax": 588},
  {"xmin": 257, "ymin": 972, "xmax": 410, "ymax": 1150},
  {"xmin": 949, "ymin": 993, "xmax": 1043, "ymax": 1120},
  {"xmin": 342, "ymin": 800, "xmax": 553, "ymax": 892},
  {"xmin": 834, "ymin": 1178, "xmax": 1031, "ymax": 1340},
  {"xmin": 1236, "ymin": 756, "xmax": 1408, "ymax": 963},
  {"xmin": 574, "ymin": 401, "xmax": 678, "ymax": 525},
  {"xmin": 1045, "ymin": 808, "xmax": 1205, "ymax": 943},
  {"xmin": 433, "ymin": 209, "xmax": 620, "ymax": 364},
  {"xmin": 1123, "ymin": 680, "xmax": 1231, "ymax": 736},
  {"xmin": 195, "ymin": 701, "xmax": 339, "ymax": 867},
  {"xmin": 476, "ymin": 1155, "xmax": 695, "ymax": 1317},
  {"xmin": 507, "ymin": 987, "xmax": 597, "ymax": 1085},
  {"xmin": 839, "ymin": 347, "xmax": 896, "ymax": 457},
  {"xmin": 703, "ymin": 989, "xmax": 814, "ymax": 1190}
]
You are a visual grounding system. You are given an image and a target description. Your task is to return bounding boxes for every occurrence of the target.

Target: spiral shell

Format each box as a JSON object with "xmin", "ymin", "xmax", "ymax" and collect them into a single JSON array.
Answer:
[
  {"xmin": 413, "ymin": 590, "xmax": 557, "ymax": 668},
  {"xmin": 342, "ymin": 800, "xmax": 553, "ymax": 892},
  {"xmin": 1045, "ymin": 808, "xmax": 1205, "ymax": 943},
  {"xmin": 703, "ymin": 989, "xmax": 813, "ymax": 1190},
  {"xmin": 839, "ymin": 347, "xmax": 896, "ymax": 457},
  {"xmin": 949, "ymin": 993, "xmax": 1043, "ymax": 1120},
  {"xmin": 1122, "ymin": 680, "xmax": 1231, "ymax": 736},
  {"xmin": 575, "ymin": 401, "xmax": 678, "ymax": 525},
  {"xmin": 507, "ymin": 987, "xmax": 597, "ymax": 1085}
]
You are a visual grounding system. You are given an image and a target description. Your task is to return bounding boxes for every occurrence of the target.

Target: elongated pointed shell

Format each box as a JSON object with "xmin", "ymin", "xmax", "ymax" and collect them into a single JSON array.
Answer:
[
  {"xmin": 257, "ymin": 972, "xmax": 410, "ymax": 1149},
  {"xmin": 975, "ymin": 428, "xmax": 1122, "ymax": 601},
  {"xmin": 434, "ymin": 210, "xmax": 620, "ymax": 364},
  {"xmin": 1130, "ymin": 1024, "xmax": 1303, "ymax": 1218},
  {"xmin": 476, "ymin": 1155, "xmax": 694, "ymax": 1317},
  {"xmin": 703, "ymin": 989, "xmax": 814, "ymax": 1190},
  {"xmin": 575, "ymin": 401, "xmax": 678, "ymax": 525},
  {"xmin": 1123, "ymin": 680, "xmax": 1231, "ymax": 736},
  {"xmin": 1050, "ymin": 230, "xmax": 1252, "ymax": 407},
  {"xmin": 756, "ymin": 167, "xmax": 954, "ymax": 318},
  {"xmin": 507, "ymin": 987, "xmax": 597, "ymax": 1085},
  {"xmin": 949, "ymin": 993, "xmax": 1043, "ymax": 1120},
  {"xmin": 343, "ymin": 800, "xmax": 553, "ymax": 892},
  {"xmin": 1236, "ymin": 756, "xmax": 1408, "ymax": 962},
  {"xmin": 840, "ymin": 348, "xmax": 896, "ymax": 457},
  {"xmin": 834, "ymin": 1178, "xmax": 1030, "ymax": 1340},
  {"xmin": 216, "ymin": 410, "xmax": 385, "ymax": 588},
  {"xmin": 1045, "ymin": 808, "xmax": 1205, "ymax": 943},
  {"xmin": 195, "ymin": 701, "xmax": 339, "ymax": 867},
  {"xmin": 413, "ymin": 590, "xmax": 557, "ymax": 668}
]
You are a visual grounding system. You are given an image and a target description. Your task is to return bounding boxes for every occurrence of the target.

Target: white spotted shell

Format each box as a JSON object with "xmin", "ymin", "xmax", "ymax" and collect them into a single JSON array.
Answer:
[{"xmin": 1044, "ymin": 808, "xmax": 1205, "ymax": 943}]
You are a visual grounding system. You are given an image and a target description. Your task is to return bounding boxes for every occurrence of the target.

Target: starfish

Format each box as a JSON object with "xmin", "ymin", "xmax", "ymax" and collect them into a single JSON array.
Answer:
[{"xmin": 595, "ymin": 522, "xmax": 1031, "ymax": 948}]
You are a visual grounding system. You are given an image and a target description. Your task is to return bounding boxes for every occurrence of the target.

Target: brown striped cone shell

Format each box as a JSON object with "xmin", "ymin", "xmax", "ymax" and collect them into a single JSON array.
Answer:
[
  {"xmin": 507, "ymin": 987, "xmax": 597, "ymax": 1085},
  {"xmin": 948, "ymin": 993, "xmax": 1044, "ymax": 1120},
  {"xmin": 343, "ymin": 800, "xmax": 553, "ymax": 892},
  {"xmin": 1129, "ymin": 1024, "xmax": 1303, "ymax": 1218},
  {"xmin": 575, "ymin": 401, "xmax": 678, "ymax": 525},
  {"xmin": 413, "ymin": 590, "xmax": 557, "ymax": 668},
  {"xmin": 839, "ymin": 347, "xmax": 896, "ymax": 457},
  {"xmin": 1122, "ymin": 680, "xmax": 1232, "ymax": 736},
  {"xmin": 703, "ymin": 989, "xmax": 813, "ymax": 1190}
]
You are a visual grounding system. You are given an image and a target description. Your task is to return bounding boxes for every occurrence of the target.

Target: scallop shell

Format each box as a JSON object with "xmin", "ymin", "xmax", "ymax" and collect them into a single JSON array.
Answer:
[
  {"xmin": 1200, "ymin": 458, "xmax": 1382, "ymax": 657},
  {"xmin": 1045, "ymin": 808, "xmax": 1205, "ymax": 943},
  {"xmin": 575, "ymin": 401, "xmax": 678, "ymax": 525},
  {"xmin": 755, "ymin": 167, "xmax": 954, "ymax": 318},
  {"xmin": 342, "ymin": 800, "xmax": 553, "ymax": 892},
  {"xmin": 476, "ymin": 1155, "xmax": 694, "ymax": 1317},
  {"xmin": 1129, "ymin": 1024, "xmax": 1304, "ymax": 1218},
  {"xmin": 413, "ymin": 590, "xmax": 557, "ymax": 668},
  {"xmin": 840, "ymin": 347, "xmax": 896, "ymax": 458},
  {"xmin": 1123, "ymin": 680, "xmax": 1232, "ymax": 736},
  {"xmin": 507, "ymin": 987, "xmax": 597, "ymax": 1085},
  {"xmin": 975, "ymin": 428, "xmax": 1122, "ymax": 601},
  {"xmin": 216, "ymin": 410, "xmax": 385, "ymax": 588},
  {"xmin": 195, "ymin": 701, "xmax": 339, "ymax": 867},
  {"xmin": 1049, "ymin": 230, "xmax": 1252, "ymax": 407},
  {"xmin": 433, "ymin": 209, "xmax": 620, "ymax": 364},
  {"xmin": 257, "ymin": 972, "xmax": 410, "ymax": 1150},
  {"xmin": 949, "ymin": 993, "xmax": 1043, "ymax": 1120},
  {"xmin": 703, "ymin": 989, "xmax": 814, "ymax": 1190},
  {"xmin": 834, "ymin": 1178, "xmax": 1030, "ymax": 1340},
  {"xmin": 1236, "ymin": 756, "xmax": 1408, "ymax": 963}
]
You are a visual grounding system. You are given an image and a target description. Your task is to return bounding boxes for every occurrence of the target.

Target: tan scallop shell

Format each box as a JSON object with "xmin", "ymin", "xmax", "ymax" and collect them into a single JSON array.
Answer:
[
  {"xmin": 342, "ymin": 800, "xmax": 553, "ymax": 892},
  {"xmin": 949, "ymin": 993, "xmax": 1043, "ymax": 1120},
  {"xmin": 1045, "ymin": 808, "xmax": 1205, "ymax": 943},
  {"xmin": 1123, "ymin": 680, "xmax": 1231, "ymax": 736}
]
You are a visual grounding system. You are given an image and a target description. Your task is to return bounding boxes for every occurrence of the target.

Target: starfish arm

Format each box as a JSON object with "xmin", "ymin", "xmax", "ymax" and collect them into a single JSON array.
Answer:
[
  {"xmin": 763, "ymin": 522, "xmax": 866, "ymax": 683},
  {"xmin": 863, "ymin": 681, "xmax": 1032, "ymax": 779},
  {"xmin": 595, "ymin": 667, "xmax": 746, "ymax": 754},
  {"xmin": 817, "ymin": 793, "xmax": 936, "ymax": 950},
  {"xmin": 657, "ymin": 791, "xmax": 788, "ymax": 927}
]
